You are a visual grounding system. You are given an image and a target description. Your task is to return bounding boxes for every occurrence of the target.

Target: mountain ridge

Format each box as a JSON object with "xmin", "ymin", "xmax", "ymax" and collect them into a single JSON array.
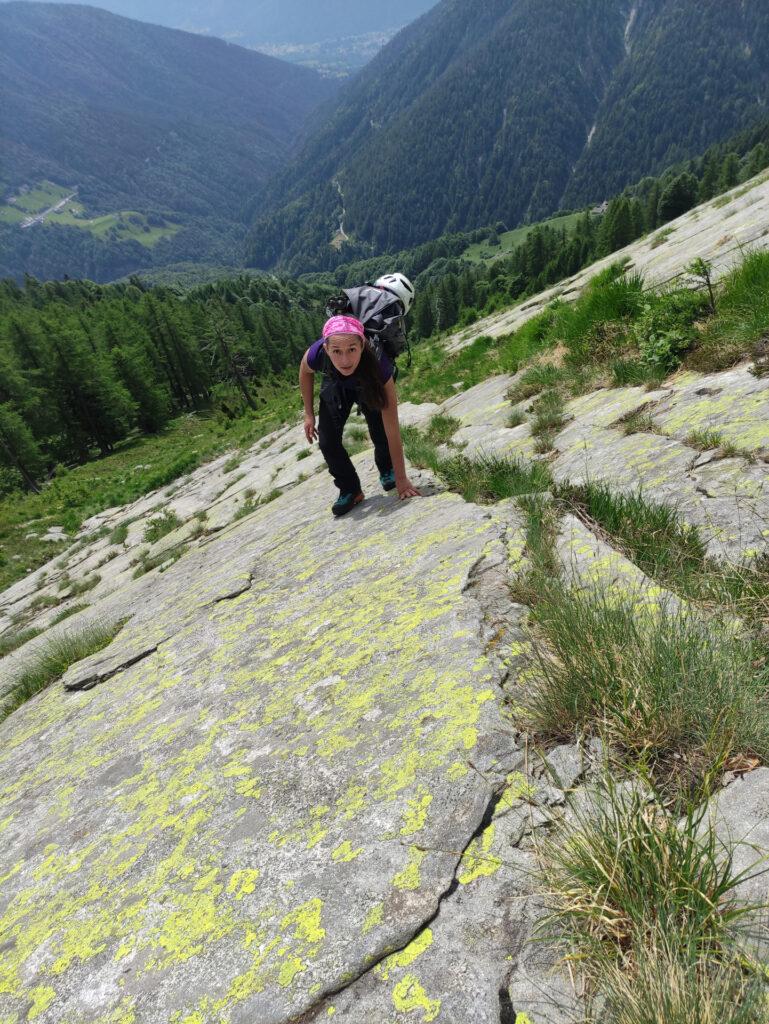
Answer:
[{"xmin": 247, "ymin": 0, "xmax": 769, "ymax": 273}]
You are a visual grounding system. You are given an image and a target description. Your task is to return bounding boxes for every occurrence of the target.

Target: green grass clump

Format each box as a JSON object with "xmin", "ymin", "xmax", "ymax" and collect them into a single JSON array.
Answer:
[
  {"xmin": 600, "ymin": 934, "xmax": 769, "ymax": 1024},
  {"xmin": 507, "ymin": 409, "xmax": 527, "ymax": 428},
  {"xmin": 610, "ymin": 358, "xmax": 655, "ymax": 387},
  {"xmin": 143, "ymin": 510, "xmax": 182, "ymax": 544},
  {"xmin": 441, "ymin": 452, "xmax": 552, "ymax": 503},
  {"xmin": 507, "ymin": 363, "xmax": 564, "ymax": 402},
  {"xmin": 529, "ymin": 389, "xmax": 567, "ymax": 453},
  {"xmin": 132, "ymin": 544, "xmax": 188, "ymax": 578},
  {"xmin": 518, "ymin": 583, "xmax": 769, "ymax": 775},
  {"xmin": 296, "ymin": 449, "xmax": 311, "ymax": 461},
  {"xmin": 566, "ymin": 483, "xmax": 705, "ymax": 581},
  {"xmin": 108, "ymin": 523, "xmax": 129, "ymax": 546},
  {"xmin": 564, "ymin": 482, "xmax": 769, "ymax": 630},
  {"xmin": 540, "ymin": 776, "xmax": 766, "ymax": 1019},
  {"xmin": 1, "ymin": 620, "xmax": 125, "ymax": 722},
  {"xmin": 0, "ymin": 626, "xmax": 42, "ymax": 659},
  {"xmin": 553, "ymin": 265, "xmax": 645, "ymax": 365},
  {"xmin": 49, "ymin": 604, "xmax": 90, "ymax": 626},
  {"xmin": 618, "ymin": 410, "xmax": 658, "ymax": 435},
  {"xmin": 690, "ymin": 250, "xmax": 769, "ymax": 371},
  {"xmin": 69, "ymin": 574, "xmax": 101, "ymax": 597},
  {"xmin": 425, "ymin": 414, "xmax": 462, "ymax": 445},
  {"xmin": 686, "ymin": 428, "xmax": 725, "ymax": 451},
  {"xmin": 403, "ymin": 426, "xmax": 552, "ymax": 503},
  {"xmin": 223, "ymin": 454, "xmax": 241, "ymax": 473}
]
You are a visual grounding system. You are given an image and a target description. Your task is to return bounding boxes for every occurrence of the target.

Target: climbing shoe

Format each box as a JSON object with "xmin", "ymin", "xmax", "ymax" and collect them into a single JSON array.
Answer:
[
  {"xmin": 332, "ymin": 491, "xmax": 364, "ymax": 517},
  {"xmin": 379, "ymin": 468, "xmax": 396, "ymax": 492}
]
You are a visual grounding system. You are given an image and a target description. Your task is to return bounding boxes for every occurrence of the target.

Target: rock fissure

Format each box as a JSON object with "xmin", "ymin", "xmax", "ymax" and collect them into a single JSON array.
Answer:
[
  {"xmin": 290, "ymin": 783, "xmax": 513, "ymax": 1024},
  {"xmin": 63, "ymin": 642, "xmax": 160, "ymax": 691},
  {"xmin": 208, "ymin": 573, "xmax": 254, "ymax": 605}
]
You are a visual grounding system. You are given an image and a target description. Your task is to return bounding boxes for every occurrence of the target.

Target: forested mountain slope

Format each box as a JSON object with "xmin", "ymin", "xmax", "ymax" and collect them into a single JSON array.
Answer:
[
  {"xmin": 248, "ymin": 0, "xmax": 769, "ymax": 273},
  {"xmin": 563, "ymin": 0, "xmax": 769, "ymax": 205},
  {"xmin": 0, "ymin": 2, "xmax": 338, "ymax": 280}
]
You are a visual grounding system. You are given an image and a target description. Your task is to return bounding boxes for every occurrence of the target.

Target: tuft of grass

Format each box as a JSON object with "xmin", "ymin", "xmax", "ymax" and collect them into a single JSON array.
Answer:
[
  {"xmin": 685, "ymin": 428, "xmax": 725, "ymax": 451},
  {"xmin": 232, "ymin": 486, "xmax": 282, "ymax": 522},
  {"xmin": 540, "ymin": 774, "xmax": 767, "ymax": 1015},
  {"xmin": 529, "ymin": 389, "xmax": 567, "ymax": 452},
  {"xmin": 507, "ymin": 409, "xmax": 527, "ymax": 428},
  {"xmin": 49, "ymin": 604, "xmax": 90, "ymax": 625},
  {"xmin": 0, "ymin": 626, "xmax": 42, "ymax": 659},
  {"xmin": 690, "ymin": 250, "xmax": 769, "ymax": 371},
  {"xmin": 618, "ymin": 410, "xmax": 658, "ymax": 435},
  {"xmin": 563, "ymin": 482, "xmax": 769, "ymax": 631},
  {"xmin": 425, "ymin": 414, "xmax": 462, "ymax": 446},
  {"xmin": 296, "ymin": 449, "xmax": 311, "ymax": 461},
  {"xmin": 518, "ymin": 582, "xmax": 769, "ymax": 775},
  {"xmin": 650, "ymin": 226, "xmax": 675, "ymax": 248},
  {"xmin": 507, "ymin": 364, "xmax": 563, "ymax": 403},
  {"xmin": 1, "ymin": 620, "xmax": 125, "ymax": 722},
  {"xmin": 554, "ymin": 265, "xmax": 644, "ymax": 366},
  {"xmin": 108, "ymin": 523, "xmax": 129, "ymax": 546},
  {"xmin": 564, "ymin": 483, "xmax": 706, "ymax": 582},
  {"xmin": 403, "ymin": 425, "xmax": 552, "ymax": 503},
  {"xmin": 132, "ymin": 544, "xmax": 188, "ymax": 578},
  {"xmin": 611, "ymin": 358, "xmax": 657, "ymax": 387},
  {"xmin": 69, "ymin": 574, "xmax": 101, "ymax": 597},
  {"xmin": 223, "ymin": 454, "xmax": 241, "ymax": 473},
  {"xmin": 599, "ymin": 932, "xmax": 769, "ymax": 1024},
  {"xmin": 143, "ymin": 509, "xmax": 182, "ymax": 544}
]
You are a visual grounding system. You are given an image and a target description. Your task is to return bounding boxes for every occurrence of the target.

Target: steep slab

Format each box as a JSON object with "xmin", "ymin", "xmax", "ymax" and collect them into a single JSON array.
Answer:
[{"xmin": 0, "ymin": 464, "xmax": 558, "ymax": 1023}]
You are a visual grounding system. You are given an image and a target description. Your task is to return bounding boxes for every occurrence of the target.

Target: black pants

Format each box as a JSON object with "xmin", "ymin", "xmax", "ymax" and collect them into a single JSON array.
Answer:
[{"xmin": 318, "ymin": 386, "xmax": 393, "ymax": 494}]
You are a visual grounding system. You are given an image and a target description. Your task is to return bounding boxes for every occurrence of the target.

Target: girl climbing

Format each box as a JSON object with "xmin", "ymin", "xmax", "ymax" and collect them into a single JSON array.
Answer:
[{"xmin": 299, "ymin": 315, "xmax": 421, "ymax": 516}]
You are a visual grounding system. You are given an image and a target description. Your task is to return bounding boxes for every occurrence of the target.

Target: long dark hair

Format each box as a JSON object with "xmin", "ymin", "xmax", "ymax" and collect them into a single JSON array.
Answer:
[{"xmin": 355, "ymin": 343, "xmax": 387, "ymax": 410}]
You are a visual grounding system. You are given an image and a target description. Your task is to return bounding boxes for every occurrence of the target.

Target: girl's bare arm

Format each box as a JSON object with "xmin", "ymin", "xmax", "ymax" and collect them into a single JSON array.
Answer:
[
  {"xmin": 299, "ymin": 353, "xmax": 317, "ymax": 442},
  {"xmin": 381, "ymin": 379, "xmax": 421, "ymax": 499}
]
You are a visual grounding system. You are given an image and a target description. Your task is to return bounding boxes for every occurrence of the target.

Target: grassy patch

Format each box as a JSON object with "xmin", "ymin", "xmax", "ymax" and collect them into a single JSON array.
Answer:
[
  {"xmin": 517, "ymin": 583, "xmax": 769, "ymax": 777},
  {"xmin": 507, "ymin": 409, "xmax": 527, "ymax": 428},
  {"xmin": 0, "ymin": 626, "xmax": 42, "ymax": 659},
  {"xmin": 403, "ymin": 425, "xmax": 551, "ymax": 503},
  {"xmin": 689, "ymin": 250, "xmax": 769, "ymax": 371},
  {"xmin": 69, "ymin": 574, "xmax": 101, "ymax": 597},
  {"xmin": 296, "ymin": 449, "xmax": 311, "ymax": 461},
  {"xmin": 529, "ymin": 389, "xmax": 567, "ymax": 453},
  {"xmin": 685, "ymin": 428, "xmax": 725, "ymax": 450},
  {"xmin": 143, "ymin": 510, "xmax": 182, "ymax": 544},
  {"xmin": 132, "ymin": 544, "xmax": 188, "ymax": 578},
  {"xmin": 223, "ymin": 454, "xmax": 241, "ymax": 473},
  {"xmin": 49, "ymin": 604, "xmax": 90, "ymax": 625},
  {"xmin": 563, "ymin": 482, "xmax": 769, "ymax": 631},
  {"xmin": 618, "ymin": 409, "xmax": 659, "ymax": 435},
  {"xmin": 109, "ymin": 523, "xmax": 129, "ymax": 546},
  {"xmin": 650, "ymin": 226, "xmax": 675, "ymax": 248},
  {"xmin": 540, "ymin": 775, "xmax": 766, "ymax": 1018},
  {"xmin": 425, "ymin": 414, "xmax": 462, "ymax": 445},
  {"xmin": 506, "ymin": 363, "xmax": 564, "ymax": 403},
  {"xmin": 1, "ymin": 619, "xmax": 124, "ymax": 722}
]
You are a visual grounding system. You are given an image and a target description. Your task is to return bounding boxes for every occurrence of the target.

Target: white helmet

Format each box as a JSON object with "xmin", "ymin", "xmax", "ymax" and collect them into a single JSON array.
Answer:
[{"xmin": 374, "ymin": 272, "xmax": 415, "ymax": 313}]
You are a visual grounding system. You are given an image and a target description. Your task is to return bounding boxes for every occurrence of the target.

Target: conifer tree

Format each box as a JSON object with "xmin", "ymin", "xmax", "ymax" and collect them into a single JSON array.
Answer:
[{"xmin": 0, "ymin": 403, "xmax": 44, "ymax": 492}]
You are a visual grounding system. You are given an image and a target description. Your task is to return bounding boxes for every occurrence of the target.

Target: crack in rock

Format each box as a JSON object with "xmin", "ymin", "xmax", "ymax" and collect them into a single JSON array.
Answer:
[
  {"xmin": 289, "ymin": 784, "xmax": 511, "ymax": 1024},
  {"xmin": 208, "ymin": 573, "xmax": 254, "ymax": 606},
  {"xmin": 64, "ymin": 642, "xmax": 160, "ymax": 691}
]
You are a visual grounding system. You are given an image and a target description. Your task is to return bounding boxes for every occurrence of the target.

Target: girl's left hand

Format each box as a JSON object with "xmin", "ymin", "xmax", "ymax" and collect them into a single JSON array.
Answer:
[{"xmin": 397, "ymin": 476, "xmax": 421, "ymax": 499}]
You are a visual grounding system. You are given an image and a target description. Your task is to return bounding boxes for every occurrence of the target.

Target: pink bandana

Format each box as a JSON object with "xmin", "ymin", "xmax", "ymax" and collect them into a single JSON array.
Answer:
[{"xmin": 322, "ymin": 315, "xmax": 365, "ymax": 340}]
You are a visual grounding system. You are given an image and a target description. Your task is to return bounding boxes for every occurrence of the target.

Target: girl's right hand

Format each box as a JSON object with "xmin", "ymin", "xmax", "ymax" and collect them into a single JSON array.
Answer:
[{"xmin": 304, "ymin": 414, "xmax": 318, "ymax": 443}]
